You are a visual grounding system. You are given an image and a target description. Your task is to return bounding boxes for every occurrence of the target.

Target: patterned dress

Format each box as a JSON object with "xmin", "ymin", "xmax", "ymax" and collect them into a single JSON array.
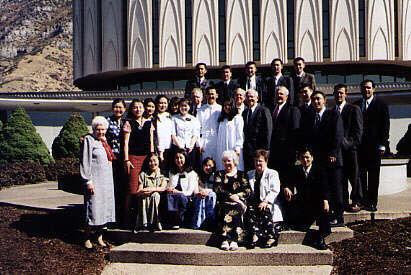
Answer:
[
  {"xmin": 135, "ymin": 170, "xmax": 167, "ymax": 230},
  {"xmin": 213, "ymin": 170, "xmax": 251, "ymax": 243}
]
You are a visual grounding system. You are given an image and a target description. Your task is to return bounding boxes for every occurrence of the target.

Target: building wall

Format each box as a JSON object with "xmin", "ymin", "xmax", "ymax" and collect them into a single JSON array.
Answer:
[{"xmin": 73, "ymin": 0, "xmax": 411, "ymax": 80}]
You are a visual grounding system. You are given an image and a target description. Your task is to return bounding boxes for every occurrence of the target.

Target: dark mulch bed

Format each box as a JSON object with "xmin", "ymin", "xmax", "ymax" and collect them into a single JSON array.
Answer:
[
  {"xmin": 0, "ymin": 204, "xmax": 108, "ymax": 274},
  {"xmin": 0, "ymin": 203, "xmax": 409, "ymax": 274},
  {"xmin": 330, "ymin": 216, "xmax": 411, "ymax": 274}
]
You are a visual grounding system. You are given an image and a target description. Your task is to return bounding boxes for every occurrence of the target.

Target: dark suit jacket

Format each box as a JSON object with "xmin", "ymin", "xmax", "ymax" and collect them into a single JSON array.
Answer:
[
  {"xmin": 354, "ymin": 97, "xmax": 390, "ymax": 165},
  {"xmin": 184, "ymin": 77, "xmax": 214, "ymax": 102},
  {"xmin": 337, "ymin": 103, "xmax": 363, "ymax": 151},
  {"xmin": 238, "ymin": 76, "xmax": 267, "ymax": 103},
  {"xmin": 285, "ymin": 164, "xmax": 329, "ymax": 206},
  {"xmin": 299, "ymin": 109, "xmax": 344, "ymax": 168},
  {"xmin": 242, "ymin": 104, "xmax": 273, "ymax": 154},
  {"xmin": 264, "ymin": 75, "xmax": 295, "ymax": 111},
  {"xmin": 291, "ymin": 72, "xmax": 316, "ymax": 106},
  {"xmin": 214, "ymin": 80, "xmax": 240, "ymax": 104},
  {"xmin": 270, "ymin": 103, "xmax": 301, "ymax": 164}
]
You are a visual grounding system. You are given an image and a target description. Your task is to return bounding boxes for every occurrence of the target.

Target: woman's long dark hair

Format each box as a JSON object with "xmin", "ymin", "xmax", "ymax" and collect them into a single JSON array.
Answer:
[
  {"xmin": 126, "ymin": 99, "xmax": 143, "ymax": 120},
  {"xmin": 218, "ymin": 98, "xmax": 238, "ymax": 122},
  {"xmin": 170, "ymin": 149, "xmax": 193, "ymax": 174},
  {"xmin": 168, "ymin": 97, "xmax": 180, "ymax": 115},
  {"xmin": 199, "ymin": 157, "xmax": 216, "ymax": 184}
]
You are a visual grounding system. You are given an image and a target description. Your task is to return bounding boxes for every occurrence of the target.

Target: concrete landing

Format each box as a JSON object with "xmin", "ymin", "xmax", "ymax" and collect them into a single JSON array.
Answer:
[
  {"xmin": 102, "ymin": 263, "xmax": 333, "ymax": 275},
  {"xmin": 109, "ymin": 243, "xmax": 333, "ymax": 266}
]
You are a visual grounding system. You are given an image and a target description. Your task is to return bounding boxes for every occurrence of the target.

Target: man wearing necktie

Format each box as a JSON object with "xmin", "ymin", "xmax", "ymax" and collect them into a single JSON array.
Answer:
[
  {"xmin": 299, "ymin": 91, "xmax": 344, "ymax": 227},
  {"xmin": 264, "ymin": 58, "xmax": 295, "ymax": 111},
  {"xmin": 268, "ymin": 86, "xmax": 300, "ymax": 179},
  {"xmin": 214, "ymin": 65, "xmax": 240, "ymax": 104},
  {"xmin": 291, "ymin": 57, "xmax": 316, "ymax": 106},
  {"xmin": 283, "ymin": 148, "xmax": 331, "ymax": 250},
  {"xmin": 238, "ymin": 61, "xmax": 266, "ymax": 103},
  {"xmin": 184, "ymin": 63, "xmax": 214, "ymax": 102},
  {"xmin": 354, "ymin": 80, "xmax": 390, "ymax": 212},
  {"xmin": 242, "ymin": 89, "xmax": 272, "ymax": 171},
  {"xmin": 333, "ymin": 84, "xmax": 363, "ymax": 213}
]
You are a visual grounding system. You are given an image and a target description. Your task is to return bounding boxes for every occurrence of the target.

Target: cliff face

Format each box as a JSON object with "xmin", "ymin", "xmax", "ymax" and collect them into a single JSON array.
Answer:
[{"xmin": 0, "ymin": 0, "xmax": 78, "ymax": 92}]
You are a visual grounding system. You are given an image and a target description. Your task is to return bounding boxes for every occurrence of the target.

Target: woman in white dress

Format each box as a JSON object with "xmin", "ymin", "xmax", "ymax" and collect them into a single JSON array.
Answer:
[{"xmin": 216, "ymin": 98, "xmax": 244, "ymax": 171}]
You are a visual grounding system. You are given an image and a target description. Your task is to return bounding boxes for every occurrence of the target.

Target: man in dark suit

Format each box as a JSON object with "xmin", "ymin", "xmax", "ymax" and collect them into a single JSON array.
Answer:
[
  {"xmin": 298, "ymin": 84, "xmax": 316, "ymax": 116},
  {"xmin": 269, "ymin": 86, "xmax": 300, "ymax": 179},
  {"xmin": 354, "ymin": 80, "xmax": 390, "ymax": 211},
  {"xmin": 238, "ymin": 61, "xmax": 266, "ymax": 103},
  {"xmin": 264, "ymin": 58, "xmax": 294, "ymax": 111},
  {"xmin": 333, "ymin": 84, "xmax": 363, "ymax": 212},
  {"xmin": 283, "ymin": 148, "xmax": 331, "ymax": 250},
  {"xmin": 189, "ymin": 88, "xmax": 203, "ymax": 116},
  {"xmin": 214, "ymin": 65, "xmax": 239, "ymax": 104},
  {"xmin": 242, "ymin": 89, "xmax": 272, "ymax": 171},
  {"xmin": 184, "ymin": 62, "xmax": 214, "ymax": 102},
  {"xmin": 291, "ymin": 57, "xmax": 316, "ymax": 106},
  {"xmin": 299, "ymin": 91, "xmax": 344, "ymax": 226}
]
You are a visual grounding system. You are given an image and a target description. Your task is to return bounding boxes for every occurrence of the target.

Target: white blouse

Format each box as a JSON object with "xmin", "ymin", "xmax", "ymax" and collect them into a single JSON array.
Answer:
[
  {"xmin": 168, "ymin": 170, "xmax": 199, "ymax": 196},
  {"xmin": 172, "ymin": 114, "xmax": 200, "ymax": 149},
  {"xmin": 156, "ymin": 112, "xmax": 173, "ymax": 152}
]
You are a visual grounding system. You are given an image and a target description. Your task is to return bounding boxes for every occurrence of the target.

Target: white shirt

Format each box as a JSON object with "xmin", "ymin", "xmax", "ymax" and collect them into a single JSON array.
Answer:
[
  {"xmin": 237, "ymin": 103, "xmax": 245, "ymax": 115},
  {"xmin": 156, "ymin": 112, "xmax": 173, "ymax": 152},
  {"xmin": 336, "ymin": 101, "xmax": 346, "ymax": 114},
  {"xmin": 366, "ymin": 95, "xmax": 374, "ymax": 110},
  {"xmin": 274, "ymin": 102, "xmax": 286, "ymax": 116},
  {"xmin": 197, "ymin": 103, "xmax": 222, "ymax": 149},
  {"xmin": 303, "ymin": 164, "xmax": 312, "ymax": 178},
  {"xmin": 316, "ymin": 106, "xmax": 326, "ymax": 121},
  {"xmin": 274, "ymin": 73, "xmax": 283, "ymax": 86},
  {"xmin": 246, "ymin": 75, "xmax": 257, "ymax": 90},
  {"xmin": 172, "ymin": 114, "xmax": 200, "ymax": 149}
]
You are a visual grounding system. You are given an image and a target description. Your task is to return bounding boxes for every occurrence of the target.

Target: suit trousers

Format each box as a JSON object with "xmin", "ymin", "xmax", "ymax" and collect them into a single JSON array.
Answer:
[
  {"xmin": 284, "ymin": 199, "xmax": 331, "ymax": 238},
  {"xmin": 360, "ymin": 167, "xmax": 381, "ymax": 207},
  {"xmin": 328, "ymin": 167, "xmax": 344, "ymax": 220},
  {"xmin": 342, "ymin": 150, "xmax": 363, "ymax": 206}
]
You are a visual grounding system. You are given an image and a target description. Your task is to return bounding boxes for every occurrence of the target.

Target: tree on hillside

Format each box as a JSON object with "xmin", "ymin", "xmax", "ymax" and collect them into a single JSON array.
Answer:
[
  {"xmin": 0, "ymin": 107, "xmax": 53, "ymax": 165},
  {"xmin": 52, "ymin": 113, "xmax": 89, "ymax": 159}
]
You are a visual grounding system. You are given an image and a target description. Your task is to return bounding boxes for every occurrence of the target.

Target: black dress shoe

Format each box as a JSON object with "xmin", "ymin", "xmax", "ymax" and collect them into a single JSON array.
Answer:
[
  {"xmin": 315, "ymin": 238, "xmax": 328, "ymax": 250},
  {"xmin": 246, "ymin": 241, "xmax": 258, "ymax": 249},
  {"xmin": 365, "ymin": 205, "xmax": 377, "ymax": 212},
  {"xmin": 330, "ymin": 218, "xmax": 345, "ymax": 227}
]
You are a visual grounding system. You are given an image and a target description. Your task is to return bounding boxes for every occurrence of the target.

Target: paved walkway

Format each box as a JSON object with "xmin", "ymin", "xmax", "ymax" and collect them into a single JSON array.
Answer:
[{"xmin": 0, "ymin": 180, "xmax": 410, "ymax": 215}]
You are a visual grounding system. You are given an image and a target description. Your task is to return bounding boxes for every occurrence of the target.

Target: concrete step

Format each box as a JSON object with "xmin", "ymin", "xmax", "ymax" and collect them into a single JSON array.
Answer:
[
  {"xmin": 102, "ymin": 263, "xmax": 334, "ymax": 275},
  {"xmin": 109, "ymin": 243, "xmax": 333, "ymax": 266},
  {"xmin": 106, "ymin": 227, "xmax": 353, "ymax": 246}
]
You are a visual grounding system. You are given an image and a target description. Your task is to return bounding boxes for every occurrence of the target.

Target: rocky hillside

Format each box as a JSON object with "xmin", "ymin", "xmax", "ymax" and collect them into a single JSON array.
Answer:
[{"xmin": 0, "ymin": 0, "xmax": 78, "ymax": 92}]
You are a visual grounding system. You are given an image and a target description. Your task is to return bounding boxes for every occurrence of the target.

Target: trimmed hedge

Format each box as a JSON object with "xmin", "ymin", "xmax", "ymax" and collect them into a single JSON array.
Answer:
[{"xmin": 0, "ymin": 162, "xmax": 47, "ymax": 188}]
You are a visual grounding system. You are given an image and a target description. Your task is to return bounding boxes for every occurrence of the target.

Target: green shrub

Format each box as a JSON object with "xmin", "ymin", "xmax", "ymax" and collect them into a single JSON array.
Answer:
[
  {"xmin": 52, "ymin": 113, "xmax": 89, "ymax": 159},
  {"xmin": 0, "ymin": 107, "xmax": 53, "ymax": 165},
  {"xmin": 55, "ymin": 157, "xmax": 83, "ymax": 195}
]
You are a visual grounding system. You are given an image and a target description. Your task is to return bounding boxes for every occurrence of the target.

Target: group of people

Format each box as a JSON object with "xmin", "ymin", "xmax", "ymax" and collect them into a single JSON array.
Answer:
[{"xmin": 79, "ymin": 57, "xmax": 390, "ymax": 251}]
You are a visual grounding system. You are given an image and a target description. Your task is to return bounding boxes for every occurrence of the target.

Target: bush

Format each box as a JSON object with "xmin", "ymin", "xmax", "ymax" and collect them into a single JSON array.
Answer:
[
  {"xmin": 0, "ymin": 162, "xmax": 47, "ymax": 189},
  {"xmin": 0, "ymin": 107, "xmax": 53, "ymax": 165},
  {"xmin": 55, "ymin": 158, "xmax": 83, "ymax": 195},
  {"xmin": 52, "ymin": 113, "xmax": 89, "ymax": 160}
]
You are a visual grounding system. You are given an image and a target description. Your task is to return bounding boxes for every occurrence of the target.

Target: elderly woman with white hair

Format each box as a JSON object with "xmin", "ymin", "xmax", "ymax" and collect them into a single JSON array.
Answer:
[
  {"xmin": 213, "ymin": 150, "xmax": 251, "ymax": 251},
  {"xmin": 80, "ymin": 116, "xmax": 116, "ymax": 249}
]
